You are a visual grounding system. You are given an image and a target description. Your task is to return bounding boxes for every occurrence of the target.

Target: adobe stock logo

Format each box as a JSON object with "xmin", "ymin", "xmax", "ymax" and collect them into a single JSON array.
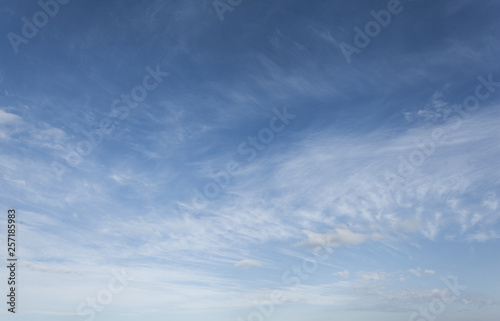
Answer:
[
  {"xmin": 76, "ymin": 269, "xmax": 129, "ymax": 321},
  {"xmin": 408, "ymin": 277, "xmax": 467, "ymax": 321},
  {"xmin": 237, "ymin": 245, "xmax": 332, "ymax": 321},
  {"xmin": 213, "ymin": 0, "xmax": 243, "ymax": 21},
  {"xmin": 51, "ymin": 65, "xmax": 168, "ymax": 181},
  {"xmin": 382, "ymin": 73, "xmax": 500, "ymax": 194},
  {"xmin": 192, "ymin": 105, "xmax": 297, "ymax": 208},
  {"xmin": 7, "ymin": 0, "xmax": 71, "ymax": 54},
  {"xmin": 339, "ymin": 0, "xmax": 413, "ymax": 63}
]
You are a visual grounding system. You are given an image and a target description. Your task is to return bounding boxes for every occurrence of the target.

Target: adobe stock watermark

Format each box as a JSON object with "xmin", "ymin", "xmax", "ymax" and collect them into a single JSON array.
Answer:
[
  {"xmin": 382, "ymin": 73, "xmax": 500, "ymax": 193},
  {"xmin": 192, "ymin": 105, "xmax": 297, "ymax": 208},
  {"xmin": 339, "ymin": 0, "xmax": 414, "ymax": 64},
  {"xmin": 408, "ymin": 276, "xmax": 467, "ymax": 321},
  {"xmin": 76, "ymin": 269, "xmax": 129, "ymax": 321},
  {"xmin": 7, "ymin": 0, "xmax": 71, "ymax": 54},
  {"xmin": 213, "ymin": 0, "xmax": 243, "ymax": 21},
  {"xmin": 237, "ymin": 245, "xmax": 332, "ymax": 321},
  {"xmin": 51, "ymin": 65, "xmax": 168, "ymax": 181}
]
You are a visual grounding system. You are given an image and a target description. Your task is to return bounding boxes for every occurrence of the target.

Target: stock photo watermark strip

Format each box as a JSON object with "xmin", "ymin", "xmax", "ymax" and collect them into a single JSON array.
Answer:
[
  {"xmin": 7, "ymin": 0, "xmax": 72, "ymax": 54},
  {"xmin": 6, "ymin": 209, "xmax": 18, "ymax": 313}
]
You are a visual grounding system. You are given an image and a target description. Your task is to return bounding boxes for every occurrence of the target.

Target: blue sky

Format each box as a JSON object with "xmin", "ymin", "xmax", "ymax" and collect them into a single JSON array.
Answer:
[{"xmin": 1, "ymin": 0, "xmax": 500, "ymax": 320}]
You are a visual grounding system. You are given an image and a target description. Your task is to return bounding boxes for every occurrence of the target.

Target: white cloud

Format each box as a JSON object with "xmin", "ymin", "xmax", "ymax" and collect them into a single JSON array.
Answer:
[
  {"xmin": 408, "ymin": 268, "xmax": 435, "ymax": 277},
  {"xmin": 0, "ymin": 109, "xmax": 22, "ymax": 124},
  {"xmin": 0, "ymin": 109, "xmax": 24, "ymax": 140},
  {"xmin": 296, "ymin": 228, "xmax": 384, "ymax": 248},
  {"xmin": 333, "ymin": 270, "xmax": 350, "ymax": 278},
  {"xmin": 356, "ymin": 271, "xmax": 391, "ymax": 282},
  {"xmin": 1, "ymin": 95, "xmax": 498, "ymax": 316},
  {"xmin": 404, "ymin": 87, "xmax": 452, "ymax": 124},
  {"xmin": 467, "ymin": 232, "xmax": 500, "ymax": 243},
  {"xmin": 421, "ymin": 212, "xmax": 442, "ymax": 241},
  {"xmin": 234, "ymin": 259, "xmax": 263, "ymax": 269},
  {"xmin": 483, "ymin": 192, "xmax": 498, "ymax": 211},
  {"xmin": 21, "ymin": 260, "xmax": 85, "ymax": 275},
  {"xmin": 409, "ymin": 268, "xmax": 422, "ymax": 277},
  {"xmin": 424, "ymin": 269, "xmax": 436, "ymax": 275}
]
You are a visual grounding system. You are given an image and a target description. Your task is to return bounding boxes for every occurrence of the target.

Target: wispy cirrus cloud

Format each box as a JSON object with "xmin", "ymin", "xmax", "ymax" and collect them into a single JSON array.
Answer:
[
  {"xmin": 1, "ymin": 1, "xmax": 500, "ymax": 320},
  {"xmin": 296, "ymin": 228, "xmax": 385, "ymax": 248},
  {"xmin": 234, "ymin": 259, "xmax": 263, "ymax": 269}
]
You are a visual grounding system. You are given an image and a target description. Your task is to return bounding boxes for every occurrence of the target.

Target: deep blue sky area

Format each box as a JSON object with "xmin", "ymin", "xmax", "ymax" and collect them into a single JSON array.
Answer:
[{"xmin": 0, "ymin": 0, "xmax": 499, "ymax": 320}]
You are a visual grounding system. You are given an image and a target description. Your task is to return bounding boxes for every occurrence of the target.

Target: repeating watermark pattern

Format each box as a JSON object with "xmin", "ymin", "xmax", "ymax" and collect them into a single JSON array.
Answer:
[
  {"xmin": 75, "ymin": 269, "xmax": 128, "ymax": 321},
  {"xmin": 339, "ymin": 0, "xmax": 414, "ymax": 64},
  {"xmin": 382, "ymin": 73, "xmax": 500, "ymax": 193},
  {"xmin": 408, "ymin": 276, "xmax": 467, "ymax": 321},
  {"xmin": 7, "ymin": 0, "xmax": 72, "ymax": 54},
  {"xmin": 213, "ymin": 0, "xmax": 243, "ymax": 21},
  {"xmin": 192, "ymin": 105, "xmax": 297, "ymax": 208},
  {"xmin": 237, "ymin": 245, "xmax": 332, "ymax": 321},
  {"xmin": 51, "ymin": 65, "xmax": 168, "ymax": 181}
]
